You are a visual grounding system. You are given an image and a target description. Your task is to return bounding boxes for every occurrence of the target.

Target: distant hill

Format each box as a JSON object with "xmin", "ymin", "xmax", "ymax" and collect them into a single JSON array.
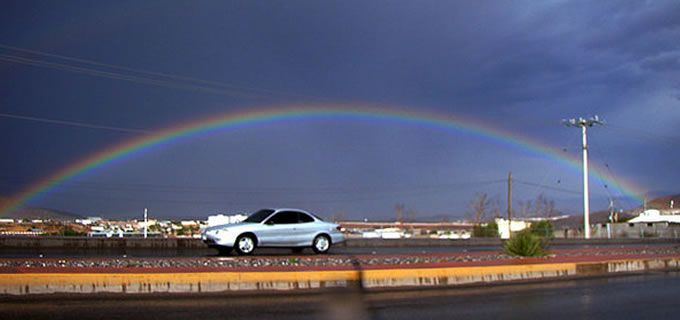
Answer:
[
  {"xmin": 0, "ymin": 198, "xmax": 83, "ymax": 221},
  {"xmin": 552, "ymin": 193, "xmax": 680, "ymax": 229},
  {"xmin": 646, "ymin": 194, "xmax": 680, "ymax": 210},
  {"xmin": 552, "ymin": 210, "xmax": 636, "ymax": 229}
]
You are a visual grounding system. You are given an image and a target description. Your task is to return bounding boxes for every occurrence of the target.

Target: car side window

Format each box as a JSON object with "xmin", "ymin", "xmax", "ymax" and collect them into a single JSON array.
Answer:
[
  {"xmin": 267, "ymin": 211, "xmax": 299, "ymax": 224},
  {"xmin": 298, "ymin": 212, "xmax": 314, "ymax": 223}
]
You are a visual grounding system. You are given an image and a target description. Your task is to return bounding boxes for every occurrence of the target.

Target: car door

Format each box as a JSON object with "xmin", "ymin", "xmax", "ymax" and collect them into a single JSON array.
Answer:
[
  {"xmin": 295, "ymin": 211, "xmax": 319, "ymax": 245},
  {"xmin": 258, "ymin": 211, "xmax": 298, "ymax": 246}
]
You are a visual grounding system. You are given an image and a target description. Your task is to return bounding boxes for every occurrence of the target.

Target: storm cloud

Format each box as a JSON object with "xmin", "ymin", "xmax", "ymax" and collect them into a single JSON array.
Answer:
[{"xmin": 1, "ymin": 1, "xmax": 678, "ymax": 219}]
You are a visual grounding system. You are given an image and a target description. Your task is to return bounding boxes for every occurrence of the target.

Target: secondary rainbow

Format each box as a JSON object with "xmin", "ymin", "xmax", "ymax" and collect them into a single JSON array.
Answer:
[{"xmin": 0, "ymin": 105, "xmax": 645, "ymax": 214}]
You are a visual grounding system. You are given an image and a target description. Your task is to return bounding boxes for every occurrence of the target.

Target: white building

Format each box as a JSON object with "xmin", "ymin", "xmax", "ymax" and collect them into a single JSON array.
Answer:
[
  {"xmin": 495, "ymin": 218, "xmax": 531, "ymax": 239},
  {"xmin": 361, "ymin": 227, "xmax": 412, "ymax": 239},
  {"xmin": 75, "ymin": 217, "xmax": 102, "ymax": 225},
  {"xmin": 629, "ymin": 209, "xmax": 680, "ymax": 224},
  {"xmin": 137, "ymin": 219, "xmax": 157, "ymax": 229},
  {"xmin": 180, "ymin": 220, "xmax": 199, "ymax": 227},
  {"xmin": 207, "ymin": 213, "xmax": 247, "ymax": 227}
]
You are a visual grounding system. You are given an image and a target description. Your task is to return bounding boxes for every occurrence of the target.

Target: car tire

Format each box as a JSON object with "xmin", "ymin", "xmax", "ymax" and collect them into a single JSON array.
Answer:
[
  {"xmin": 235, "ymin": 234, "xmax": 256, "ymax": 255},
  {"xmin": 312, "ymin": 234, "xmax": 331, "ymax": 254}
]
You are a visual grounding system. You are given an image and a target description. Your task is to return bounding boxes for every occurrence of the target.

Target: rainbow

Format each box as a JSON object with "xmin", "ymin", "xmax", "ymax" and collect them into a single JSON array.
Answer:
[{"xmin": 0, "ymin": 105, "xmax": 645, "ymax": 214}]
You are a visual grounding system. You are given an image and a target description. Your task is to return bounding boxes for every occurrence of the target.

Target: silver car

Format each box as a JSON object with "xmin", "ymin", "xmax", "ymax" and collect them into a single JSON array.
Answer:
[{"xmin": 201, "ymin": 208, "xmax": 345, "ymax": 255}]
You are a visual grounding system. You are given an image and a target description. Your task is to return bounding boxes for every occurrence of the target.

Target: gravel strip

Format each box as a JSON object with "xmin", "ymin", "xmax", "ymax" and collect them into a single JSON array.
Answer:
[{"xmin": 2, "ymin": 246, "xmax": 679, "ymax": 270}]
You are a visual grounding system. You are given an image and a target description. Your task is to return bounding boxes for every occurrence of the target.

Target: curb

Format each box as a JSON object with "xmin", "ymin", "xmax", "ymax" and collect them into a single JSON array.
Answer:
[{"xmin": 2, "ymin": 256, "xmax": 679, "ymax": 295}]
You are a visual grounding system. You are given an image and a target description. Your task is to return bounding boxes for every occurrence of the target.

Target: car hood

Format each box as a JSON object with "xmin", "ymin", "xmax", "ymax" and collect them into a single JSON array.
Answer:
[{"xmin": 203, "ymin": 222, "xmax": 258, "ymax": 233}]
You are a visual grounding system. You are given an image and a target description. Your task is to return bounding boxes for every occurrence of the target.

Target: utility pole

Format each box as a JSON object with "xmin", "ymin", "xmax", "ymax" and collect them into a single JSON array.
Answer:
[
  {"xmin": 607, "ymin": 199, "xmax": 614, "ymax": 239},
  {"xmin": 143, "ymin": 208, "xmax": 148, "ymax": 239},
  {"xmin": 507, "ymin": 172, "xmax": 512, "ymax": 239},
  {"xmin": 563, "ymin": 115, "xmax": 604, "ymax": 239}
]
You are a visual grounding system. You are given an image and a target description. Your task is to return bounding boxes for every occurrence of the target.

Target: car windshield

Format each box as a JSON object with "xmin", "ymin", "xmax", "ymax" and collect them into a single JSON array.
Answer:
[{"xmin": 243, "ymin": 209, "xmax": 275, "ymax": 223}]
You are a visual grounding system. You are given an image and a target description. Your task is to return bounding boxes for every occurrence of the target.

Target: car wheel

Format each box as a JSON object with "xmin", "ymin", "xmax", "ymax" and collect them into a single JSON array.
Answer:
[
  {"xmin": 312, "ymin": 234, "xmax": 331, "ymax": 254},
  {"xmin": 235, "ymin": 234, "xmax": 256, "ymax": 255}
]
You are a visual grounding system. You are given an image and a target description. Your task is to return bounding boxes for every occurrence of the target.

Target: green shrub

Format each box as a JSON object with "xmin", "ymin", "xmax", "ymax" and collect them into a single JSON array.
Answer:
[
  {"xmin": 503, "ymin": 229, "xmax": 546, "ymax": 257},
  {"xmin": 529, "ymin": 220, "xmax": 554, "ymax": 238},
  {"xmin": 473, "ymin": 221, "xmax": 499, "ymax": 238},
  {"xmin": 62, "ymin": 227, "xmax": 86, "ymax": 236}
]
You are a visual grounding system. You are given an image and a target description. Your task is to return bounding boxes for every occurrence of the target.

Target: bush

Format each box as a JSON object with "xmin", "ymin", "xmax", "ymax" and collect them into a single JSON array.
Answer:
[
  {"xmin": 473, "ymin": 221, "xmax": 498, "ymax": 238},
  {"xmin": 62, "ymin": 227, "xmax": 86, "ymax": 236},
  {"xmin": 529, "ymin": 220, "xmax": 553, "ymax": 238},
  {"xmin": 503, "ymin": 229, "xmax": 546, "ymax": 257}
]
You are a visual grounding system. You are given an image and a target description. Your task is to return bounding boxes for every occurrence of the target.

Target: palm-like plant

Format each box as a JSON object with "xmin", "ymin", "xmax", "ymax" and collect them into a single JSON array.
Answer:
[{"xmin": 503, "ymin": 229, "xmax": 546, "ymax": 257}]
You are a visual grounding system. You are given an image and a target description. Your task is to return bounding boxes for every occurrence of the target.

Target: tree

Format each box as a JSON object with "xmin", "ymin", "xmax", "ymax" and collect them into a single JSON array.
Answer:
[
  {"xmin": 516, "ymin": 194, "xmax": 559, "ymax": 218},
  {"xmin": 468, "ymin": 193, "xmax": 491, "ymax": 224},
  {"xmin": 534, "ymin": 194, "xmax": 557, "ymax": 217},
  {"xmin": 395, "ymin": 204, "xmax": 405, "ymax": 222}
]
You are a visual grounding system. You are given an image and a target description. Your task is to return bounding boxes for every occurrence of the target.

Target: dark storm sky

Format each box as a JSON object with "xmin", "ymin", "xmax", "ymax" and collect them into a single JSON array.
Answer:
[{"xmin": 1, "ymin": 1, "xmax": 678, "ymax": 219}]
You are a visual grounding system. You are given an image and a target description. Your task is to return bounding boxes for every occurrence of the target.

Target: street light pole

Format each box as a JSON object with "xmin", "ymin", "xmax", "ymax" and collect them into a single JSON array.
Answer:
[
  {"xmin": 507, "ymin": 171, "xmax": 512, "ymax": 239},
  {"xmin": 563, "ymin": 116, "xmax": 603, "ymax": 239},
  {"xmin": 581, "ymin": 123, "xmax": 591, "ymax": 239}
]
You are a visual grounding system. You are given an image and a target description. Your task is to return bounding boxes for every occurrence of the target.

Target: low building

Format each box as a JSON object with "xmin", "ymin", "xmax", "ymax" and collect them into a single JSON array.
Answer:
[
  {"xmin": 75, "ymin": 217, "xmax": 103, "ymax": 225},
  {"xmin": 599, "ymin": 208, "xmax": 680, "ymax": 239},
  {"xmin": 180, "ymin": 220, "xmax": 200, "ymax": 227},
  {"xmin": 628, "ymin": 209, "xmax": 680, "ymax": 224},
  {"xmin": 341, "ymin": 221, "xmax": 473, "ymax": 239},
  {"xmin": 207, "ymin": 214, "xmax": 248, "ymax": 227},
  {"xmin": 495, "ymin": 218, "xmax": 531, "ymax": 239}
]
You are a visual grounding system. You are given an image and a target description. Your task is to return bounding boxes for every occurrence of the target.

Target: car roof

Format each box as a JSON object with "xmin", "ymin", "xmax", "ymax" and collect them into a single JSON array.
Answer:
[
  {"xmin": 271, "ymin": 208, "xmax": 311, "ymax": 213},
  {"xmin": 268, "ymin": 208, "xmax": 322, "ymax": 219}
]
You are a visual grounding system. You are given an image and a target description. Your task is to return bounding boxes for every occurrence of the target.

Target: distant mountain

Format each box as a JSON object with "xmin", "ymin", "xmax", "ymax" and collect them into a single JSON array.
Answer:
[
  {"xmin": 645, "ymin": 194, "xmax": 680, "ymax": 210},
  {"xmin": 552, "ymin": 193, "xmax": 680, "ymax": 229},
  {"xmin": 643, "ymin": 190, "xmax": 675, "ymax": 201},
  {"xmin": 0, "ymin": 198, "xmax": 83, "ymax": 221},
  {"xmin": 552, "ymin": 210, "xmax": 636, "ymax": 229}
]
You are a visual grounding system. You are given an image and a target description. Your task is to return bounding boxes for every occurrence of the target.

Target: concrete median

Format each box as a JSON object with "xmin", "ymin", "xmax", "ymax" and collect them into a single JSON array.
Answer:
[{"xmin": 2, "ymin": 255, "xmax": 679, "ymax": 295}]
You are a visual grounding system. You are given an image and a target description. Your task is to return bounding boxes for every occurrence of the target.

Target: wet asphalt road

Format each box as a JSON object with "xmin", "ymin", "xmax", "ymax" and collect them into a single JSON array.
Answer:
[
  {"xmin": 0, "ymin": 245, "xmax": 498, "ymax": 258},
  {"xmin": 3, "ymin": 271, "xmax": 679, "ymax": 319},
  {"xmin": 0, "ymin": 242, "xmax": 665, "ymax": 258}
]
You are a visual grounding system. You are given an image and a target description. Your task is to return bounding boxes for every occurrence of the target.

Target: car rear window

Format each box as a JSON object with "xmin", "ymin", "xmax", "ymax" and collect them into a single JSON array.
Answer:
[
  {"xmin": 308, "ymin": 212, "xmax": 324, "ymax": 221},
  {"xmin": 298, "ymin": 212, "xmax": 315, "ymax": 223}
]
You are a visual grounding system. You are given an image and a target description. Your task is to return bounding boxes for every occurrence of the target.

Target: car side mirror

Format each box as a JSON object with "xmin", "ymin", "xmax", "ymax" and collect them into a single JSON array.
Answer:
[{"xmin": 265, "ymin": 220, "xmax": 274, "ymax": 225}]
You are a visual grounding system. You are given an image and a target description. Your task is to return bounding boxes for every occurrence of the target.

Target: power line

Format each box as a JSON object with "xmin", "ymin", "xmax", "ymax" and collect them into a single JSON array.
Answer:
[
  {"xmin": 0, "ymin": 53, "xmax": 268, "ymax": 99},
  {"xmin": 513, "ymin": 179, "xmax": 581, "ymax": 195},
  {"xmin": 0, "ymin": 44, "xmax": 309, "ymax": 98},
  {"xmin": 0, "ymin": 176, "xmax": 505, "ymax": 195},
  {"xmin": 0, "ymin": 44, "xmax": 328, "ymax": 101},
  {"xmin": 525, "ymin": 132, "xmax": 579, "ymax": 200},
  {"xmin": 0, "ymin": 112, "xmax": 150, "ymax": 134},
  {"xmin": 606, "ymin": 123, "xmax": 680, "ymax": 145},
  {"xmin": 2, "ymin": 174, "xmax": 582, "ymax": 208},
  {"xmin": 18, "ymin": 183, "xmax": 498, "ymax": 206}
]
